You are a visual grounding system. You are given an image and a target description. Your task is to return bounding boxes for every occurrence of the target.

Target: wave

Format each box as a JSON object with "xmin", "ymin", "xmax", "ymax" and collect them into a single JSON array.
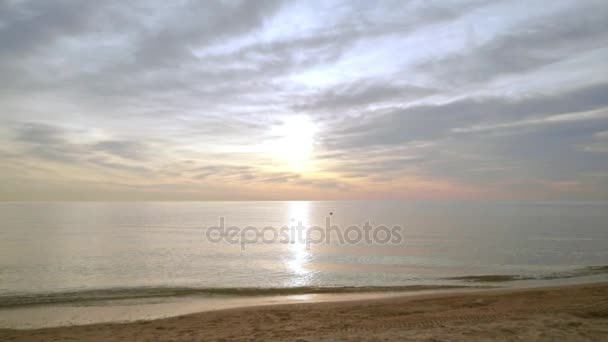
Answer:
[
  {"xmin": 444, "ymin": 265, "xmax": 608, "ymax": 283},
  {"xmin": 443, "ymin": 275, "xmax": 533, "ymax": 282},
  {"xmin": 2, "ymin": 266, "xmax": 606, "ymax": 308},
  {"xmin": 0, "ymin": 285, "xmax": 467, "ymax": 308}
]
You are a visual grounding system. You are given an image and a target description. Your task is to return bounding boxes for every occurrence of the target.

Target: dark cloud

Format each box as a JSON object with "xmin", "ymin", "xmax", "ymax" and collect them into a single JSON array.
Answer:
[
  {"xmin": 14, "ymin": 123, "xmax": 82, "ymax": 163},
  {"xmin": 87, "ymin": 156, "xmax": 151, "ymax": 174},
  {"xmin": 12, "ymin": 123, "xmax": 155, "ymax": 171},
  {"xmin": 320, "ymin": 82, "xmax": 608, "ymax": 195},
  {"xmin": 295, "ymin": 79, "xmax": 437, "ymax": 115},
  {"xmin": 15, "ymin": 123, "xmax": 66, "ymax": 145},
  {"xmin": 0, "ymin": 0, "xmax": 99, "ymax": 58},
  {"xmin": 327, "ymin": 82, "xmax": 608, "ymax": 149},
  {"xmin": 190, "ymin": 166, "xmax": 303, "ymax": 185},
  {"xmin": 131, "ymin": 0, "xmax": 286, "ymax": 67},
  {"xmin": 93, "ymin": 140, "xmax": 150, "ymax": 160},
  {"xmin": 417, "ymin": 117, "xmax": 608, "ymax": 191},
  {"xmin": 417, "ymin": 2, "xmax": 608, "ymax": 84},
  {"xmin": 259, "ymin": 173, "xmax": 301, "ymax": 183},
  {"xmin": 191, "ymin": 165, "xmax": 256, "ymax": 180}
]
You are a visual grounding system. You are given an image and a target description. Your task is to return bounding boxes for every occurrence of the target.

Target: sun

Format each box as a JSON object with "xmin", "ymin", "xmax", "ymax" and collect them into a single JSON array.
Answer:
[{"xmin": 266, "ymin": 115, "xmax": 317, "ymax": 172}]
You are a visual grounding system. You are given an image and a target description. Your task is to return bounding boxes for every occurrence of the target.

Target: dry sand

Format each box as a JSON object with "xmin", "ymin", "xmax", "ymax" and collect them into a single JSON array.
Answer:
[{"xmin": 1, "ymin": 282, "xmax": 607, "ymax": 341}]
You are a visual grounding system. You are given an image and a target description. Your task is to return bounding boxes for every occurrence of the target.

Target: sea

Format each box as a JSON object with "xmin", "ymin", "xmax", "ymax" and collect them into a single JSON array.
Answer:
[{"xmin": 1, "ymin": 201, "xmax": 607, "ymax": 328}]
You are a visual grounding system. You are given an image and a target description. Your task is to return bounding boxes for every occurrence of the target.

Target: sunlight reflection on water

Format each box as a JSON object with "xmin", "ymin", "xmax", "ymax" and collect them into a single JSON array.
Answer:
[{"xmin": 286, "ymin": 201, "xmax": 312, "ymax": 284}]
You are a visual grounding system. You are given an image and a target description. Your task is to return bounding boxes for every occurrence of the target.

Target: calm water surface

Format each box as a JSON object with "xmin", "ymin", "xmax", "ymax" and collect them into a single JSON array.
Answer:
[
  {"xmin": 1, "ymin": 201, "xmax": 608, "ymax": 327},
  {"xmin": 1, "ymin": 201, "xmax": 607, "ymax": 296}
]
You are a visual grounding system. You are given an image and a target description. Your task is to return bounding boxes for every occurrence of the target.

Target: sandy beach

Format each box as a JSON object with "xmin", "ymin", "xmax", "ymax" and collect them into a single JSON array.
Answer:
[{"xmin": 1, "ymin": 282, "xmax": 607, "ymax": 341}]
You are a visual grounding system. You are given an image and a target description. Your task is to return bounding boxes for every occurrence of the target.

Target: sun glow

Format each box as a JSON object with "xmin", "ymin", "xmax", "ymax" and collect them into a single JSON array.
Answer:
[{"xmin": 266, "ymin": 115, "xmax": 317, "ymax": 172}]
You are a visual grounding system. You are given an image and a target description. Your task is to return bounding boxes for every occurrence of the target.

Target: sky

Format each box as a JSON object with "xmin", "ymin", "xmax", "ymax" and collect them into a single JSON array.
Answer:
[{"xmin": 0, "ymin": 0, "xmax": 607, "ymax": 201}]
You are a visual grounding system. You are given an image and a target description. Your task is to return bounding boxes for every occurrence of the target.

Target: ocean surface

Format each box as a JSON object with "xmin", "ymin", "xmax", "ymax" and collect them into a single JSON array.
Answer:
[{"xmin": 1, "ymin": 201, "xmax": 607, "ymax": 327}]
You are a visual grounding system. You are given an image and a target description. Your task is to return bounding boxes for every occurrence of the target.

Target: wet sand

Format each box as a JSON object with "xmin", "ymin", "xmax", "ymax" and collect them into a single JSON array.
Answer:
[{"xmin": 1, "ymin": 282, "xmax": 607, "ymax": 341}]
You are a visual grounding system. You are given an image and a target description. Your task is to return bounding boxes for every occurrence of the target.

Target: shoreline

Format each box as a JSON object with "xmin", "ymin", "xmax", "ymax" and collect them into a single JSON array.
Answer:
[
  {"xmin": 0, "ymin": 285, "xmax": 489, "ymax": 330},
  {"xmin": 2, "ymin": 282, "xmax": 607, "ymax": 341},
  {"xmin": 2, "ymin": 272, "xmax": 607, "ymax": 330}
]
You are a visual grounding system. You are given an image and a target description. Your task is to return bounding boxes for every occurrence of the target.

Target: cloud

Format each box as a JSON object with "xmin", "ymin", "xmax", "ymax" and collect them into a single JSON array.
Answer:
[
  {"xmin": 258, "ymin": 172, "xmax": 301, "ymax": 184},
  {"xmin": 295, "ymin": 79, "xmax": 437, "ymax": 115},
  {"xmin": 93, "ymin": 140, "xmax": 150, "ymax": 160},
  {"xmin": 0, "ymin": 0, "xmax": 99, "ymax": 59},
  {"xmin": 416, "ymin": 1, "xmax": 608, "ymax": 84},
  {"xmin": 327, "ymin": 82, "xmax": 608, "ymax": 149},
  {"xmin": 1, "ymin": 0, "xmax": 607, "ymax": 200},
  {"xmin": 14, "ymin": 123, "xmax": 83, "ymax": 163},
  {"xmin": 11, "ymin": 122, "xmax": 156, "ymax": 172},
  {"xmin": 191, "ymin": 165, "xmax": 256, "ymax": 180},
  {"xmin": 582, "ymin": 130, "xmax": 608, "ymax": 153},
  {"xmin": 132, "ymin": 0, "xmax": 286, "ymax": 66},
  {"xmin": 87, "ymin": 156, "xmax": 152, "ymax": 173},
  {"xmin": 452, "ymin": 109, "xmax": 608, "ymax": 133},
  {"xmin": 320, "ymin": 82, "xmax": 608, "ymax": 197}
]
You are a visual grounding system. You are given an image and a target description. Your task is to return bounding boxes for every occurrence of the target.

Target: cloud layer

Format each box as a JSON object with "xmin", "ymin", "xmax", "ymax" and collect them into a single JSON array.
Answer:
[{"xmin": 1, "ymin": 0, "xmax": 607, "ymax": 200}]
